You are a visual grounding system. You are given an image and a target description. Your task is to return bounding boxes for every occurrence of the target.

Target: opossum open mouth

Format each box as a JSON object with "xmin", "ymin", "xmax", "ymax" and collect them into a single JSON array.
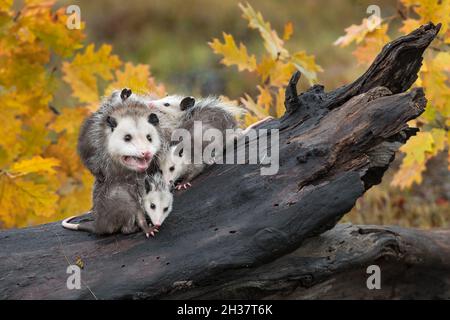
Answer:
[{"xmin": 121, "ymin": 155, "xmax": 152, "ymax": 171}]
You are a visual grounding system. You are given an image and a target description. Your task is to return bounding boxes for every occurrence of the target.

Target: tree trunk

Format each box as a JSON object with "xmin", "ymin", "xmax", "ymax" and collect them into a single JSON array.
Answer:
[{"xmin": 0, "ymin": 23, "xmax": 447, "ymax": 300}]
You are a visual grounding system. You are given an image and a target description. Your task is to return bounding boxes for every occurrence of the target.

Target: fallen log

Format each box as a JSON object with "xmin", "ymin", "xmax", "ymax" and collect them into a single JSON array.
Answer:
[{"xmin": 0, "ymin": 23, "xmax": 445, "ymax": 300}]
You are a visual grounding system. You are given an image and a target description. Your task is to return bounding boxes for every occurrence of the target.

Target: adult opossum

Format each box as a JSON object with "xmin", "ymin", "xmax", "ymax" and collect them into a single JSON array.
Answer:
[{"xmin": 62, "ymin": 91, "xmax": 162, "ymax": 237}]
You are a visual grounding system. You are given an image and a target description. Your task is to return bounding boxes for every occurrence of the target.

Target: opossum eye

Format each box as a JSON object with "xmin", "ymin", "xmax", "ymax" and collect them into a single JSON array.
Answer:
[
  {"xmin": 150, "ymin": 203, "xmax": 156, "ymax": 210},
  {"xmin": 146, "ymin": 134, "xmax": 152, "ymax": 142},
  {"xmin": 178, "ymin": 148, "xmax": 183, "ymax": 157},
  {"xmin": 163, "ymin": 103, "xmax": 170, "ymax": 107},
  {"xmin": 169, "ymin": 166, "xmax": 175, "ymax": 172},
  {"xmin": 124, "ymin": 134, "xmax": 132, "ymax": 142},
  {"xmin": 164, "ymin": 207, "xmax": 168, "ymax": 212}
]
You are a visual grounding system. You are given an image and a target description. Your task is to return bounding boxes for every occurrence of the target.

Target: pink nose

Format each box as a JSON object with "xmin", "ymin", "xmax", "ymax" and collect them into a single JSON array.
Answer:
[
  {"xmin": 155, "ymin": 224, "xmax": 161, "ymax": 228},
  {"xmin": 142, "ymin": 151, "xmax": 152, "ymax": 159}
]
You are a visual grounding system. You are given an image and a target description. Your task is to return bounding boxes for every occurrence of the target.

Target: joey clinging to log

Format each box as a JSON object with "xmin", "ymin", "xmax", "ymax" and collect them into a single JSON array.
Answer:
[
  {"xmin": 158, "ymin": 96, "xmax": 272, "ymax": 190},
  {"xmin": 159, "ymin": 96, "xmax": 245, "ymax": 190},
  {"xmin": 142, "ymin": 171, "xmax": 174, "ymax": 230},
  {"xmin": 62, "ymin": 89, "xmax": 163, "ymax": 237}
]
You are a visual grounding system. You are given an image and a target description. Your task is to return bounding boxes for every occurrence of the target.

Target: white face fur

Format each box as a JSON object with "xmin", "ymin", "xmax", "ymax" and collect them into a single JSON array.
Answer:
[
  {"xmin": 143, "ymin": 181, "xmax": 173, "ymax": 227},
  {"xmin": 106, "ymin": 115, "xmax": 162, "ymax": 172},
  {"xmin": 160, "ymin": 145, "xmax": 188, "ymax": 185},
  {"xmin": 148, "ymin": 96, "xmax": 185, "ymax": 118}
]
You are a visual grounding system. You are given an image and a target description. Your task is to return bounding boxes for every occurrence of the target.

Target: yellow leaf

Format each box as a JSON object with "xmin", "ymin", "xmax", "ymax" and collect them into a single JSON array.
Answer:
[
  {"xmin": 274, "ymin": 87, "xmax": 285, "ymax": 118},
  {"xmin": 352, "ymin": 24, "xmax": 390, "ymax": 65},
  {"xmin": 63, "ymin": 44, "xmax": 122, "ymax": 104},
  {"xmin": 291, "ymin": 51, "xmax": 323, "ymax": 84},
  {"xmin": 256, "ymin": 85, "xmax": 272, "ymax": 113},
  {"xmin": 400, "ymin": 131, "xmax": 434, "ymax": 166},
  {"xmin": 0, "ymin": 175, "xmax": 59, "ymax": 227},
  {"xmin": 240, "ymin": 93, "xmax": 267, "ymax": 119},
  {"xmin": 392, "ymin": 130, "xmax": 448, "ymax": 189},
  {"xmin": 399, "ymin": 19, "xmax": 421, "ymax": 34},
  {"xmin": 239, "ymin": 2, "xmax": 288, "ymax": 59},
  {"xmin": 256, "ymin": 55, "xmax": 276, "ymax": 83},
  {"xmin": 106, "ymin": 62, "xmax": 166, "ymax": 97},
  {"xmin": 0, "ymin": 0, "xmax": 12, "ymax": 11},
  {"xmin": 283, "ymin": 22, "xmax": 293, "ymax": 40},
  {"xmin": 391, "ymin": 161, "xmax": 427, "ymax": 189},
  {"xmin": 10, "ymin": 156, "xmax": 59, "ymax": 176},
  {"xmin": 269, "ymin": 61, "xmax": 296, "ymax": 87},
  {"xmin": 50, "ymin": 106, "xmax": 89, "ymax": 136},
  {"xmin": 209, "ymin": 33, "xmax": 257, "ymax": 72},
  {"xmin": 334, "ymin": 16, "xmax": 382, "ymax": 47},
  {"xmin": 430, "ymin": 128, "xmax": 447, "ymax": 156}
]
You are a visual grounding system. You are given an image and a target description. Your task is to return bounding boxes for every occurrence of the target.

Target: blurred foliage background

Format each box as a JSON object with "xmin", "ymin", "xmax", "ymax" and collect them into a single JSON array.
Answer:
[{"xmin": 0, "ymin": 0, "xmax": 448, "ymax": 229}]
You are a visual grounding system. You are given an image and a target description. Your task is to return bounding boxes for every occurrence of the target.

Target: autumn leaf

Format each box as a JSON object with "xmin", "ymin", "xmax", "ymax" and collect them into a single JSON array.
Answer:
[
  {"xmin": 239, "ymin": 2, "xmax": 288, "ymax": 59},
  {"xmin": 274, "ymin": 87, "xmax": 285, "ymax": 118},
  {"xmin": 399, "ymin": 18, "xmax": 421, "ymax": 34},
  {"xmin": 106, "ymin": 62, "xmax": 166, "ymax": 97},
  {"xmin": 291, "ymin": 50, "xmax": 323, "ymax": 84},
  {"xmin": 63, "ymin": 44, "xmax": 122, "ymax": 104},
  {"xmin": 352, "ymin": 24, "xmax": 390, "ymax": 65},
  {"xmin": 334, "ymin": 15, "xmax": 382, "ymax": 47},
  {"xmin": 283, "ymin": 22, "xmax": 294, "ymax": 40},
  {"xmin": 256, "ymin": 85, "xmax": 272, "ymax": 113},
  {"xmin": 9, "ymin": 156, "xmax": 60, "ymax": 176},
  {"xmin": 256, "ymin": 55, "xmax": 276, "ymax": 83},
  {"xmin": 209, "ymin": 33, "xmax": 257, "ymax": 72},
  {"xmin": 0, "ymin": 175, "xmax": 59, "ymax": 227},
  {"xmin": 392, "ymin": 130, "xmax": 447, "ymax": 189}
]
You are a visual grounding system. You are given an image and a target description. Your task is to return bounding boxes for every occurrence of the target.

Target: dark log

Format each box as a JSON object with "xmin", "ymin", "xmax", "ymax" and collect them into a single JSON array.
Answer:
[{"xmin": 0, "ymin": 23, "xmax": 445, "ymax": 300}]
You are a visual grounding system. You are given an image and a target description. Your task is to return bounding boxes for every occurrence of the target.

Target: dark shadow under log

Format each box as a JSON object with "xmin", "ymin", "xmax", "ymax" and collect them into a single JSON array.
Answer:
[{"xmin": 0, "ymin": 23, "xmax": 447, "ymax": 300}]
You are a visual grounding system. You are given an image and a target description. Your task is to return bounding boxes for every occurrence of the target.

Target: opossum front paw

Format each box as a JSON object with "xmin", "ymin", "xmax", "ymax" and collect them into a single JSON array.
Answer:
[
  {"xmin": 175, "ymin": 182, "xmax": 191, "ymax": 190},
  {"xmin": 145, "ymin": 225, "xmax": 160, "ymax": 238}
]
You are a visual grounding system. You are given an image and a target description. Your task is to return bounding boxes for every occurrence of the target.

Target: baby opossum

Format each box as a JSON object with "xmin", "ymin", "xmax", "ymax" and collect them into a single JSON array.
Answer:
[
  {"xmin": 145, "ymin": 95, "xmax": 195, "ymax": 142},
  {"xmin": 63, "ymin": 93, "xmax": 162, "ymax": 237},
  {"xmin": 159, "ymin": 96, "xmax": 243, "ymax": 189},
  {"xmin": 142, "ymin": 172, "xmax": 174, "ymax": 229}
]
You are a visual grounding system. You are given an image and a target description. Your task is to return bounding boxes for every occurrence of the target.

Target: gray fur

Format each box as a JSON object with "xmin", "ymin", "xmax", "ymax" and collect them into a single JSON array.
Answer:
[
  {"xmin": 160, "ymin": 96, "xmax": 243, "ymax": 185},
  {"xmin": 70, "ymin": 93, "xmax": 163, "ymax": 236}
]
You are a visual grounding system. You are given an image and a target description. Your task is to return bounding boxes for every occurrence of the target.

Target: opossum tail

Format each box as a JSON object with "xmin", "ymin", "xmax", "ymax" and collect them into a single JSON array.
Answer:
[{"xmin": 62, "ymin": 216, "xmax": 96, "ymax": 233}]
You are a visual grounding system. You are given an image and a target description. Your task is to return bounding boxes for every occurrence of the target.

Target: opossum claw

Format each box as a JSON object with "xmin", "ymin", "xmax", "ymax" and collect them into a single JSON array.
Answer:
[{"xmin": 175, "ymin": 182, "xmax": 191, "ymax": 191}]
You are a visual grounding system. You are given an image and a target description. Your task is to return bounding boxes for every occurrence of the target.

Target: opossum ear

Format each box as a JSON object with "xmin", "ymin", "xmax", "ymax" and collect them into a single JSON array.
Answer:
[
  {"xmin": 180, "ymin": 96, "xmax": 195, "ymax": 111},
  {"xmin": 145, "ymin": 178, "xmax": 152, "ymax": 193},
  {"xmin": 148, "ymin": 113, "xmax": 159, "ymax": 126},
  {"xmin": 106, "ymin": 116, "xmax": 117, "ymax": 131},
  {"xmin": 120, "ymin": 88, "xmax": 132, "ymax": 100}
]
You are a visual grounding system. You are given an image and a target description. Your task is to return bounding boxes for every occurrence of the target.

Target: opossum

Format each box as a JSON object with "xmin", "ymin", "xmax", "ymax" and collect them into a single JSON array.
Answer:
[
  {"xmin": 142, "ymin": 172, "xmax": 174, "ymax": 229},
  {"xmin": 159, "ymin": 96, "xmax": 244, "ymax": 189},
  {"xmin": 62, "ymin": 92, "xmax": 162, "ymax": 237},
  {"xmin": 145, "ymin": 95, "xmax": 196, "ymax": 142},
  {"xmin": 78, "ymin": 92, "xmax": 190, "ymax": 176}
]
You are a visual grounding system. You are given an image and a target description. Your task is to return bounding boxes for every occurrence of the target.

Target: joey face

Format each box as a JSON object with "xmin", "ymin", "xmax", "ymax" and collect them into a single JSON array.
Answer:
[
  {"xmin": 159, "ymin": 144, "xmax": 187, "ymax": 185},
  {"xmin": 143, "ymin": 178, "xmax": 173, "ymax": 227}
]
